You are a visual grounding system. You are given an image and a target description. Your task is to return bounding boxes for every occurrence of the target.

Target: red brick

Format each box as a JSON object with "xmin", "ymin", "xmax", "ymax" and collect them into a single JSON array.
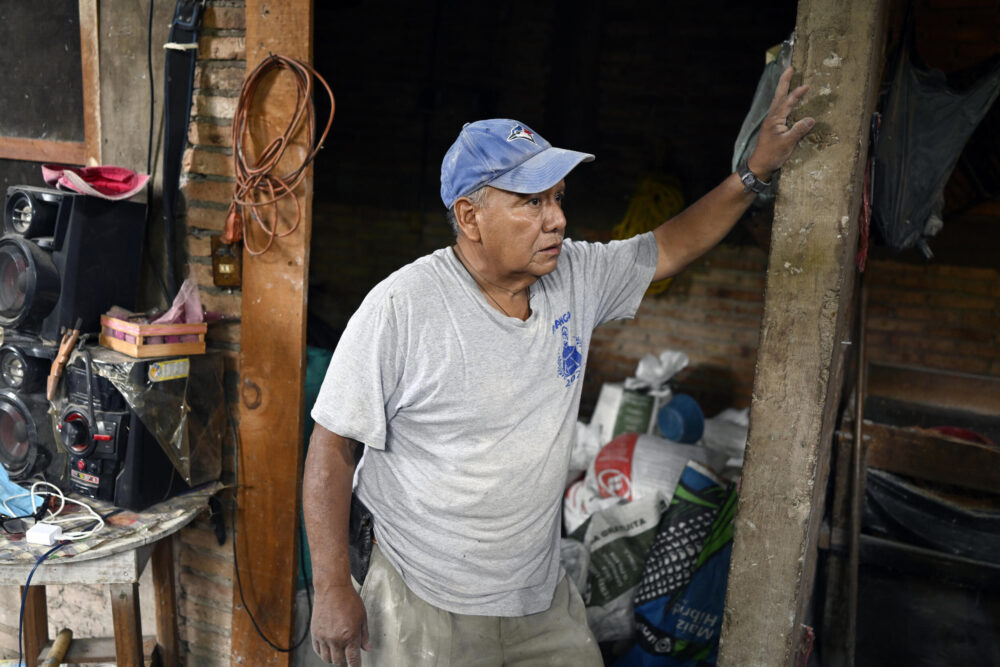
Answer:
[
  {"xmin": 922, "ymin": 353, "xmax": 991, "ymax": 375},
  {"xmin": 181, "ymin": 597, "xmax": 233, "ymax": 632},
  {"xmin": 188, "ymin": 122, "xmax": 234, "ymax": 150},
  {"xmin": 180, "ymin": 521, "xmax": 230, "ymax": 551},
  {"xmin": 187, "ymin": 234, "xmax": 213, "ymax": 258},
  {"xmin": 179, "ymin": 571, "xmax": 232, "ymax": 605},
  {"xmin": 200, "ymin": 289, "xmax": 242, "ymax": 318},
  {"xmin": 192, "ymin": 95, "xmax": 238, "ymax": 120},
  {"xmin": 927, "ymin": 292, "xmax": 995, "ymax": 310},
  {"xmin": 195, "ymin": 63, "xmax": 247, "ymax": 93},
  {"xmin": 191, "ymin": 261, "xmax": 217, "ymax": 288},
  {"xmin": 198, "ymin": 36, "xmax": 245, "ymax": 61},
  {"xmin": 183, "ymin": 178, "xmax": 235, "ymax": 206},
  {"xmin": 208, "ymin": 322, "xmax": 241, "ymax": 345},
  {"xmin": 203, "ymin": 6, "xmax": 245, "ymax": 30},
  {"xmin": 183, "ymin": 147, "xmax": 235, "ymax": 179},
  {"xmin": 185, "ymin": 205, "xmax": 229, "ymax": 232},
  {"xmin": 180, "ymin": 543, "xmax": 234, "ymax": 581}
]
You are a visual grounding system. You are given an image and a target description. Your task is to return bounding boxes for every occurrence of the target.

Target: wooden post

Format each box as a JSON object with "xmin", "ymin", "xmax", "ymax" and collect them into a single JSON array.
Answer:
[
  {"xmin": 152, "ymin": 536, "xmax": 179, "ymax": 667},
  {"xmin": 717, "ymin": 1, "xmax": 887, "ymax": 665},
  {"xmin": 230, "ymin": 1, "xmax": 314, "ymax": 665},
  {"xmin": 109, "ymin": 582, "xmax": 144, "ymax": 667},
  {"xmin": 20, "ymin": 585, "xmax": 48, "ymax": 667}
]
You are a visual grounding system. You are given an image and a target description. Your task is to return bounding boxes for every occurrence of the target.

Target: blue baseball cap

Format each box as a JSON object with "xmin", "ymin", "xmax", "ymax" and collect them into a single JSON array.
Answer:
[{"xmin": 440, "ymin": 119, "xmax": 595, "ymax": 209}]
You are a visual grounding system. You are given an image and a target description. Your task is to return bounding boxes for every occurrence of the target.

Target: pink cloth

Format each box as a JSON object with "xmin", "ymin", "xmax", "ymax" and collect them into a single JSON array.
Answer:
[
  {"xmin": 41, "ymin": 164, "xmax": 149, "ymax": 201},
  {"xmin": 150, "ymin": 275, "xmax": 205, "ymax": 343}
]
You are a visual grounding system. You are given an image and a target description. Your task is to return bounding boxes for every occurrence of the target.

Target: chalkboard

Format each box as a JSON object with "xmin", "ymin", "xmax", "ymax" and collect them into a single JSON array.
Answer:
[
  {"xmin": 0, "ymin": 1, "xmax": 86, "ymax": 142},
  {"xmin": 0, "ymin": 1, "xmax": 98, "ymax": 165}
]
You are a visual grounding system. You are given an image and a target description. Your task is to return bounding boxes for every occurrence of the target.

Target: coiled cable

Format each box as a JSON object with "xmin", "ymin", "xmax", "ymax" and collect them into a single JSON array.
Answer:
[{"xmin": 223, "ymin": 54, "xmax": 335, "ymax": 255}]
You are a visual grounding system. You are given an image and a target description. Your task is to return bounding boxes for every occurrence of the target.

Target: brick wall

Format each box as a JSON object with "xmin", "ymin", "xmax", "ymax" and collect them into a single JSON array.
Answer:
[
  {"xmin": 586, "ymin": 244, "xmax": 768, "ymax": 419},
  {"xmin": 866, "ymin": 260, "xmax": 1000, "ymax": 376},
  {"xmin": 176, "ymin": 2, "xmax": 244, "ymax": 664}
]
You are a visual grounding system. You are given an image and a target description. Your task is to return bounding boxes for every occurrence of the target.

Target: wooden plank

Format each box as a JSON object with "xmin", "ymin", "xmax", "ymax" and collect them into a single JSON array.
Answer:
[
  {"xmin": 0, "ymin": 137, "xmax": 87, "ymax": 164},
  {"xmin": 21, "ymin": 585, "xmax": 48, "ymax": 667},
  {"xmin": 79, "ymin": 0, "xmax": 102, "ymax": 165},
  {"xmin": 717, "ymin": 1, "xmax": 888, "ymax": 665},
  {"xmin": 37, "ymin": 636, "xmax": 158, "ymax": 664},
  {"xmin": 0, "ymin": 544, "xmax": 150, "ymax": 586},
  {"xmin": 231, "ymin": 1, "xmax": 314, "ymax": 665},
  {"xmin": 864, "ymin": 422, "xmax": 1000, "ymax": 495},
  {"xmin": 110, "ymin": 582, "xmax": 145, "ymax": 667},
  {"xmin": 152, "ymin": 536, "xmax": 180, "ymax": 667},
  {"xmin": 867, "ymin": 363, "xmax": 1000, "ymax": 417}
]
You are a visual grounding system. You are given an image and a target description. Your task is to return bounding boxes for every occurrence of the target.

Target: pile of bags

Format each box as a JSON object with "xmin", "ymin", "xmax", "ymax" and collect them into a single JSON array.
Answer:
[{"xmin": 562, "ymin": 350, "xmax": 751, "ymax": 665}]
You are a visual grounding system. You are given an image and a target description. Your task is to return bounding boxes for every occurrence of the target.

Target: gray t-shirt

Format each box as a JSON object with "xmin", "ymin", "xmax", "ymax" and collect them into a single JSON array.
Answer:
[{"xmin": 311, "ymin": 232, "xmax": 657, "ymax": 616}]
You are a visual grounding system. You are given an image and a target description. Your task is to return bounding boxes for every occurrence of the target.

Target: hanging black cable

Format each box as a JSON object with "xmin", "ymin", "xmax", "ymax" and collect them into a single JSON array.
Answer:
[
  {"xmin": 227, "ymin": 400, "xmax": 312, "ymax": 653},
  {"xmin": 145, "ymin": 0, "xmax": 172, "ymax": 305}
]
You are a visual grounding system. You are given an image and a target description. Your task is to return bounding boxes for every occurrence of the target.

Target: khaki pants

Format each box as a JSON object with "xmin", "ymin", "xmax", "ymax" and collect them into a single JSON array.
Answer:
[{"xmin": 354, "ymin": 544, "xmax": 603, "ymax": 667}]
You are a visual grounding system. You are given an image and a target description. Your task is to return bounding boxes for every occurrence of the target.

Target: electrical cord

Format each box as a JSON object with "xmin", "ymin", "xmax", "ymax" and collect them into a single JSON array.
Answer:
[
  {"xmin": 17, "ymin": 541, "xmax": 67, "ymax": 667},
  {"xmin": 2, "ymin": 481, "xmax": 106, "ymax": 541},
  {"xmin": 222, "ymin": 54, "xmax": 335, "ymax": 255},
  {"xmin": 227, "ymin": 397, "xmax": 312, "ymax": 652}
]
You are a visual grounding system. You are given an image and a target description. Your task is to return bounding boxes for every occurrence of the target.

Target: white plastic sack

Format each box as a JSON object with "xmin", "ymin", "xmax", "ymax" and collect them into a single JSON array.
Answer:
[
  {"xmin": 590, "ymin": 350, "xmax": 690, "ymax": 443},
  {"xmin": 584, "ymin": 432, "xmax": 727, "ymax": 504},
  {"xmin": 566, "ymin": 493, "xmax": 667, "ymax": 642},
  {"xmin": 702, "ymin": 408, "xmax": 750, "ymax": 468},
  {"xmin": 564, "ymin": 478, "xmax": 626, "ymax": 534}
]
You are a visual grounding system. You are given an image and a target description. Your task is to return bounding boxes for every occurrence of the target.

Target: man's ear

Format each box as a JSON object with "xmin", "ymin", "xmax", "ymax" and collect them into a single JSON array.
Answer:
[{"xmin": 453, "ymin": 198, "xmax": 482, "ymax": 242}]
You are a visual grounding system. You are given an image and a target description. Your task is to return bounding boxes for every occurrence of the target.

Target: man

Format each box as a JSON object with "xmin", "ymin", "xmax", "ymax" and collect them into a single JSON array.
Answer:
[{"xmin": 304, "ymin": 67, "xmax": 814, "ymax": 666}]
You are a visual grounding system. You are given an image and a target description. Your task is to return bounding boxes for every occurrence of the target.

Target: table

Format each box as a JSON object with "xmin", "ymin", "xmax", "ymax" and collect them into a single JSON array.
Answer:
[{"xmin": 0, "ymin": 483, "xmax": 223, "ymax": 667}]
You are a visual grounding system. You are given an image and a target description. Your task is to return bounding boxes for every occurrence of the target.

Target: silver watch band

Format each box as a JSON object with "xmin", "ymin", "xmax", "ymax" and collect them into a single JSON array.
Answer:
[{"xmin": 737, "ymin": 159, "xmax": 775, "ymax": 196}]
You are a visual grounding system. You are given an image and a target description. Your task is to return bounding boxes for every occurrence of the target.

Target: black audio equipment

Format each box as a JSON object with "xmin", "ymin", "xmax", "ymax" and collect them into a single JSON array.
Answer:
[
  {"xmin": 0, "ymin": 335, "xmax": 62, "ymax": 481},
  {"xmin": 0, "ymin": 186, "xmax": 146, "ymax": 342},
  {"xmin": 57, "ymin": 352, "xmax": 188, "ymax": 511}
]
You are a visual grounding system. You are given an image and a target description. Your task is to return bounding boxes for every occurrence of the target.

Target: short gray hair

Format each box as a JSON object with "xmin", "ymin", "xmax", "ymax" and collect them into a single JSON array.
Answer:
[{"xmin": 445, "ymin": 186, "xmax": 490, "ymax": 236}]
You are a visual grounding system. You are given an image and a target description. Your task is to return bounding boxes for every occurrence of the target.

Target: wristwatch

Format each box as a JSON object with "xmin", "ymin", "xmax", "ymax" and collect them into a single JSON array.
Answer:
[{"xmin": 737, "ymin": 159, "xmax": 776, "ymax": 196}]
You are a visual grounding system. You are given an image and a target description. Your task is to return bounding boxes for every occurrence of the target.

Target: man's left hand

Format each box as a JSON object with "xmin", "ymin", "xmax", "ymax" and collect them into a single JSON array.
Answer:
[{"xmin": 747, "ymin": 66, "xmax": 814, "ymax": 180}]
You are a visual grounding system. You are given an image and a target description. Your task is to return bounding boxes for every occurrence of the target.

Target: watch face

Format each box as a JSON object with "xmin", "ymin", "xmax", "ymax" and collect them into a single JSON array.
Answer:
[{"xmin": 739, "ymin": 164, "xmax": 769, "ymax": 194}]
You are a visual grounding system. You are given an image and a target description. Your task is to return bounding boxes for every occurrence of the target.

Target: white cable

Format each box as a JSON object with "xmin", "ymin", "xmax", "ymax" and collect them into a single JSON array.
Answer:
[{"xmin": 3, "ymin": 482, "xmax": 106, "ymax": 541}]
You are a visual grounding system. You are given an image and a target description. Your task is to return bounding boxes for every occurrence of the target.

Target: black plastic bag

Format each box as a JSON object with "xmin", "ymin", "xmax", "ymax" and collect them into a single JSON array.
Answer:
[{"xmin": 872, "ymin": 31, "xmax": 1000, "ymax": 256}]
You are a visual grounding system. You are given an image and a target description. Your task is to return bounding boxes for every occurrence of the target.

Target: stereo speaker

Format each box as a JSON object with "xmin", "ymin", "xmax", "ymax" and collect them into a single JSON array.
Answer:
[{"xmin": 0, "ymin": 186, "xmax": 146, "ymax": 342}]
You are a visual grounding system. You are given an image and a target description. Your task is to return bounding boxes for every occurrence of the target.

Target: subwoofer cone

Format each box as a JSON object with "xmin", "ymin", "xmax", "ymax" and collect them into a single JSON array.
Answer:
[
  {"xmin": 0, "ymin": 238, "xmax": 60, "ymax": 329},
  {"xmin": 0, "ymin": 394, "xmax": 36, "ymax": 480}
]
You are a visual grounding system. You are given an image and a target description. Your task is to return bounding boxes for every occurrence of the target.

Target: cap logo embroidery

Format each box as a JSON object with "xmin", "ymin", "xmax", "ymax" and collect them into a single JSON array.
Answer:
[{"xmin": 507, "ymin": 125, "xmax": 536, "ymax": 144}]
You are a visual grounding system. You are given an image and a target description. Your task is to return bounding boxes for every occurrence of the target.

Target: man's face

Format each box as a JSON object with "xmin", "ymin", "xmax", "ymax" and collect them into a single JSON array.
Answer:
[{"xmin": 474, "ymin": 181, "xmax": 567, "ymax": 284}]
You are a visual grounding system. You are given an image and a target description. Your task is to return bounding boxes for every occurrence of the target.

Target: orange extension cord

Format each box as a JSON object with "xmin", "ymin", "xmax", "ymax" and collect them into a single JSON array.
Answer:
[{"xmin": 221, "ymin": 54, "xmax": 335, "ymax": 255}]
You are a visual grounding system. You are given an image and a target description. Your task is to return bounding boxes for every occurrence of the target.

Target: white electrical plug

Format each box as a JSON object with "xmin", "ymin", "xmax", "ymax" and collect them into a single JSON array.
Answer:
[{"xmin": 26, "ymin": 522, "xmax": 63, "ymax": 546}]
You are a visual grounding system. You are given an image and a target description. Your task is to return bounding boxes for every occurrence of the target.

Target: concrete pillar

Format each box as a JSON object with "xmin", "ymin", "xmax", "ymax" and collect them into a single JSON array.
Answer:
[{"xmin": 718, "ymin": 1, "xmax": 887, "ymax": 665}]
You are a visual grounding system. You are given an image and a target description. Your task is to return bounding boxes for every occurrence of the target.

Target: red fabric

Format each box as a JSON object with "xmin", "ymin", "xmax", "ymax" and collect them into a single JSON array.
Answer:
[{"xmin": 41, "ymin": 164, "xmax": 148, "ymax": 201}]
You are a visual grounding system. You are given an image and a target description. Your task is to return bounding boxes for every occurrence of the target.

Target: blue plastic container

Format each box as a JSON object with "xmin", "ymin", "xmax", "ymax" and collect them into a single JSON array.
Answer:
[{"xmin": 657, "ymin": 393, "xmax": 705, "ymax": 443}]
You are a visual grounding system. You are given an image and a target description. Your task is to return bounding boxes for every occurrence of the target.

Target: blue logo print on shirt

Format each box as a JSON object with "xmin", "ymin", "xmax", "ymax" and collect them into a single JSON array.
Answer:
[{"xmin": 554, "ymin": 311, "xmax": 582, "ymax": 387}]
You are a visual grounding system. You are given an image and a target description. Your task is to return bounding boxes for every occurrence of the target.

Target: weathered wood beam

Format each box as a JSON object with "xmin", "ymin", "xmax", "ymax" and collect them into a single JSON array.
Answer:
[
  {"xmin": 718, "ymin": 1, "xmax": 887, "ymax": 665},
  {"xmin": 231, "ymin": 1, "xmax": 314, "ymax": 665}
]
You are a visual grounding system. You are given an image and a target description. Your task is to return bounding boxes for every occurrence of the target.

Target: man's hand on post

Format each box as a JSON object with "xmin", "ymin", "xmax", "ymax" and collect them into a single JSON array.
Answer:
[
  {"xmin": 747, "ymin": 66, "xmax": 815, "ymax": 181},
  {"xmin": 311, "ymin": 584, "xmax": 371, "ymax": 666}
]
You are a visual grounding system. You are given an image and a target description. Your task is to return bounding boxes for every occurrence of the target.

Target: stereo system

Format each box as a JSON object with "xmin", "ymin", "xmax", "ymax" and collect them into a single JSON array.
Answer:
[
  {"xmin": 0, "ymin": 184, "xmax": 183, "ymax": 511},
  {"xmin": 58, "ymin": 355, "xmax": 186, "ymax": 510}
]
